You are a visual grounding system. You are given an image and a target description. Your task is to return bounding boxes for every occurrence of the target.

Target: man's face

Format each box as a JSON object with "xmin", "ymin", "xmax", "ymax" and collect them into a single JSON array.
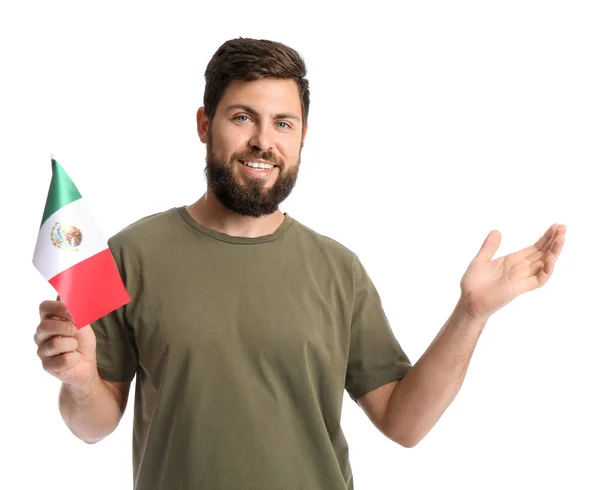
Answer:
[{"xmin": 198, "ymin": 78, "xmax": 306, "ymax": 217}]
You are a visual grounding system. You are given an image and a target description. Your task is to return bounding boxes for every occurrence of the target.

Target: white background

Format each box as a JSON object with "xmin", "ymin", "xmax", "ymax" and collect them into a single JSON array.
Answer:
[{"xmin": 1, "ymin": 1, "xmax": 599, "ymax": 489}]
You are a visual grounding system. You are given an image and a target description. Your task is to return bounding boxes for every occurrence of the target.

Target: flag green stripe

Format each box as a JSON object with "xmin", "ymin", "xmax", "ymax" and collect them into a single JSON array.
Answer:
[{"xmin": 40, "ymin": 159, "xmax": 83, "ymax": 226}]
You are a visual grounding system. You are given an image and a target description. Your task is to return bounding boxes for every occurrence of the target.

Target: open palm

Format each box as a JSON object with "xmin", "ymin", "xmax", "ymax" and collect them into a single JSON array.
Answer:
[{"xmin": 460, "ymin": 224, "xmax": 566, "ymax": 321}]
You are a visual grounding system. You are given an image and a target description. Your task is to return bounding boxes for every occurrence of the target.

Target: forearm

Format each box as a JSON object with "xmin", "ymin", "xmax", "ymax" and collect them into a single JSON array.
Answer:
[
  {"xmin": 59, "ymin": 371, "xmax": 123, "ymax": 444},
  {"xmin": 385, "ymin": 299, "xmax": 487, "ymax": 447}
]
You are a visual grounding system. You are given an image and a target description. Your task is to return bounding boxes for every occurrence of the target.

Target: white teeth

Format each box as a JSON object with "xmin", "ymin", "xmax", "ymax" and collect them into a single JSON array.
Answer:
[{"xmin": 241, "ymin": 161, "xmax": 274, "ymax": 169}]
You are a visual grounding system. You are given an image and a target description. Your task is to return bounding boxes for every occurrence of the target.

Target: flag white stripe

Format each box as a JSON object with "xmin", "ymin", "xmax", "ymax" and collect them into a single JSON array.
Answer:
[{"xmin": 33, "ymin": 198, "xmax": 108, "ymax": 280}]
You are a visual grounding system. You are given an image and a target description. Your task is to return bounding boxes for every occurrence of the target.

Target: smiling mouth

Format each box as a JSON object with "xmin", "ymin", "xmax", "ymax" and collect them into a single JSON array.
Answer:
[
  {"xmin": 236, "ymin": 160, "xmax": 279, "ymax": 179},
  {"xmin": 239, "ymin": 160, "xmax": 276, "ymax": 170}
]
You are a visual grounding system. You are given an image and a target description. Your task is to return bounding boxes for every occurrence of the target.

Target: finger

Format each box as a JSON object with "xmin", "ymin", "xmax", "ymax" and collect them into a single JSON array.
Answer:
[
  {"xmin": 513, "ymin": 252, "xmax": 552, "ymax": 290},
  {"xmin": 525, "ymin": 249, "xmax": 544, "ymax": 264},
  {"xmin": 39, "ymin": 299, "xmax": 72, "ymax": 322},
  {"xmin": 532, "ymin": 224, "xmax": 559, "ymax": 252},
  {"xmin": 521, "ymin": 224, "xmax": 560, "ymax": 262},
  {"xmin": 534, "ymin": 223, "xmax": 567, "ymax": 256},
  {"xmin": 527, "ymin": 240, "xmax": 556, "ymax": 263},
  {"xmin": 34, "ymin": 318, "xmax": 76, "ymax": 346},
  {"xmin": 42, "ymin": 352, "xmax": 80, "ymax": 375},
  {"xmin": 517, "ymin": 259, "xmax": 545, "ymax": 278},
  {"xmin": 536, "ymin": 255, "xmax": 557, "ymax": 287},
  {"xmin": 533, "ymin": 232, "xmax": 565, "ymax": 287},
  {"xmin": 38, "ymin": 335, "xmax": 79, "ymax": 359},
  {"xmin": 475, "ymin": 230, "xmax": 502, "ymax": 261},
  {"xmin": 511, "ymin": 264, "xmax": 535, "ymax": 283},
  {"xmin": 550, "ymin": 231, "xmax": 566, "ymax": 259},
  {"xmin": 542, "ymin": 234, "xmax": 565, "ymax": 275},
  {"xmin": 541, "ymin": 228, "xmax": 560, "ymax": 255},
  {"xmin": 529, "ymin": 260, "xmax": 545, "ymax": 277}
]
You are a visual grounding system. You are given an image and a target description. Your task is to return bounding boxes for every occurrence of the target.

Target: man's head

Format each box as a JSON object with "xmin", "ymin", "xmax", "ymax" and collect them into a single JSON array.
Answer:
[{"xmin": 197, "ymin": 38, "xmax": 310, "ymax": 217}]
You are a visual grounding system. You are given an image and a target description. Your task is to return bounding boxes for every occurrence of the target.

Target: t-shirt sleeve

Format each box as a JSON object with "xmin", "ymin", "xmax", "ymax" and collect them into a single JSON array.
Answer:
[
  {"xmin": 90, "ymin": 239, "xmax": 138, "ymax": 383},
  {"xmin": 345, "ymin": 255, "xmax": 412, "ymax": 403}
]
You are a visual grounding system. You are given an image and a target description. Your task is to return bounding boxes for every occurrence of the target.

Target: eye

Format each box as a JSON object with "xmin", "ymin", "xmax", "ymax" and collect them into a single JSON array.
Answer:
[
  {"xmin": 235, "ymin": 115, "xmax": 251, "ymax": 122},
  {"xmin": 276, "ymin": 121, "xmax": 291, "ymax": 129}
]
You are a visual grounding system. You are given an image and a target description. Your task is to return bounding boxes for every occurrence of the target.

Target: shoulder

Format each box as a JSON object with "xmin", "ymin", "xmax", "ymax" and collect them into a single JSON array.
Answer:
[
  {"xmin": 107, "ymin": 207, "xmax": 180, "ymax": 254},
  {"xmin": 288, "ymin": 217, "xmax": 359, "ymax": 266}
]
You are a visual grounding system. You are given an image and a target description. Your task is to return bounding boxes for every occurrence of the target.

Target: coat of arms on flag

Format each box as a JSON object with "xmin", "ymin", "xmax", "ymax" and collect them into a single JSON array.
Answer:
[{"xmin": 33, "ymin": 156, "xmax": 131, "ymax": 328}]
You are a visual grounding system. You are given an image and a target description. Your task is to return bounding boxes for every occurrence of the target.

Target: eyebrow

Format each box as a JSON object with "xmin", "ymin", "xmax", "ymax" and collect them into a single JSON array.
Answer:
[{"xmin": 225, "ymin": 104, "xmax": 302, "ymax": 122}]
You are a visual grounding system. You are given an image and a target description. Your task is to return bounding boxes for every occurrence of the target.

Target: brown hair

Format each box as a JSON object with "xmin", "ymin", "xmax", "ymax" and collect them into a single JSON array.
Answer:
[{"xmin": 203, "ymin": 38, "xmax": 310, "ymax": 125}]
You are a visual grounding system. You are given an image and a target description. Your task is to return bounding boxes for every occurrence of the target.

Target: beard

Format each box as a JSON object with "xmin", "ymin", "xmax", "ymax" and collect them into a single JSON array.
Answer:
[{"xmin": 204, "ymin": 132, "xmax": 301, "ymax": 217}]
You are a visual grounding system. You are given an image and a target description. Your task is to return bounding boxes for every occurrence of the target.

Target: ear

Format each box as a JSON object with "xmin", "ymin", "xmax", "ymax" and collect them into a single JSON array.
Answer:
[{"xmin": 196, "ymin": 107, "xmax": 210, "ymax": 143}]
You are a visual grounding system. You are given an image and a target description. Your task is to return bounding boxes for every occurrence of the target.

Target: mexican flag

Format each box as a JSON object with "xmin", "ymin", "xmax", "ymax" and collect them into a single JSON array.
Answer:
[{"xmin": 33, "ymin": 157, "xmax": 131, "ymax": 328}]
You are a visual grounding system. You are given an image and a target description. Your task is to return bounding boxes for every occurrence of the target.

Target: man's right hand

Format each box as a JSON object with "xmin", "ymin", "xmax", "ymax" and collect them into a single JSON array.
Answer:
[{"xmin": 34, "ymin": 299, "xmax": 98, "ymax": 388}]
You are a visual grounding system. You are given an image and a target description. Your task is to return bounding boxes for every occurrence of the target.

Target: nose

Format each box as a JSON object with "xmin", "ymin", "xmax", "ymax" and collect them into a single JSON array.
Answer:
[{"xmin": 248, "ymin": 123, "xmax": 274, "ymax": 152}]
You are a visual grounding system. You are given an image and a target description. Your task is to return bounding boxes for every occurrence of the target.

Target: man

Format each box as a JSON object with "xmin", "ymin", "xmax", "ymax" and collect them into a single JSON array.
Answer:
[{"xmin": 34, "ymin": 38, "xmax": 566, "ymax": 489}]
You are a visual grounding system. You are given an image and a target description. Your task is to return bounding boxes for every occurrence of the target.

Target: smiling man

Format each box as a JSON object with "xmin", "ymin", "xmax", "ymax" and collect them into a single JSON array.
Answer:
[
  {"xmin": 198, "ymin": 76, "xmax": 304, "ymax": 221},
  {"xmin": 34, "ymin": 38, "xmax": 566, "ymax": 490}
]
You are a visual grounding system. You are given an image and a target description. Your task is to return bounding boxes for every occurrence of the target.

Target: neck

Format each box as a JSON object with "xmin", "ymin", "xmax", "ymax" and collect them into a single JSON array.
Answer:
[{"xmin": 186, "ymin": 190, "xmax": 286, "ymax": 238}]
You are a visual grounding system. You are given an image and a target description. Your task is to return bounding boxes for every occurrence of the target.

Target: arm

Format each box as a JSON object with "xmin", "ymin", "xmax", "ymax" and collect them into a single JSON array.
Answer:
[
  {"xmin": 59, "ymin": 375, "xmax": 131, "ymax": 444},
  {"xmin": 359, "ymin": 223, "xmax": 566, "ymax": 447},
  {"xmin": 358, "ymin": 300, "xmax": 485, "ymax": 447}
]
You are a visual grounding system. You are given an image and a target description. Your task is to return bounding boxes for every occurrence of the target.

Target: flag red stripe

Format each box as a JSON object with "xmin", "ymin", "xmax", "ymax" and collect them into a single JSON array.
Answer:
[{"xmin": 49, "ymin": 249, "xmax": 131, "ymax": 328}]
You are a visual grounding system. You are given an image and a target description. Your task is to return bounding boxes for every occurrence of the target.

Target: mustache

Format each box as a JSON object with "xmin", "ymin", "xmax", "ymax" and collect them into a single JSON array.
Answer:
[{"xmin": 231, "ymin": 150, "xmax": 284, "ymax": 168}]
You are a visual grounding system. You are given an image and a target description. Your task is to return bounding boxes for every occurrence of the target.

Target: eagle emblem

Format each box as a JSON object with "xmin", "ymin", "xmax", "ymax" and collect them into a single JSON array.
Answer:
[{"xmin": 50, "ymin": 223, "xmax": 83, "ymax": 251}]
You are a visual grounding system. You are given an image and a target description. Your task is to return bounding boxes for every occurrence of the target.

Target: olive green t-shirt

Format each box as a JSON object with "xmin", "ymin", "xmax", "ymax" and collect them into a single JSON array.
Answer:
[{"xmin": 91, "ymin": 207, "xmax": 411, "ymax": 490}]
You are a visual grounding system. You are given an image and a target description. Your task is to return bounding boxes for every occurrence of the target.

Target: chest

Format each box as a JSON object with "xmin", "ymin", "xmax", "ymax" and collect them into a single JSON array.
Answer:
[{"xmin": 128, "ymin": 245, "xmax": 353, "ymax": 384}]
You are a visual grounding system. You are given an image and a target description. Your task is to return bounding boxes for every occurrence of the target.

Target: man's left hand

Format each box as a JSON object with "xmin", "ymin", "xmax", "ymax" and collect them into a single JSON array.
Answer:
[{"xmin": 459, "ymin": 223, "xmax": 567, "ymax": 322}]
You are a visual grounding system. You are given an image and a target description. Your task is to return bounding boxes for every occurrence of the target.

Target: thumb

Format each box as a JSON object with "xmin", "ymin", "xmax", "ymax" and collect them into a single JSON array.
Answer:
[
  {"xmin": 475, "ymin": 229, "xmax": 502, "ymax": 261},
  {"xmin": 52, "ymin": 294, "xmax": 74, "ymax": 323},
  {"xmin": 74, "ymin": 324, "xmax": 97, "ymax": 357}
]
